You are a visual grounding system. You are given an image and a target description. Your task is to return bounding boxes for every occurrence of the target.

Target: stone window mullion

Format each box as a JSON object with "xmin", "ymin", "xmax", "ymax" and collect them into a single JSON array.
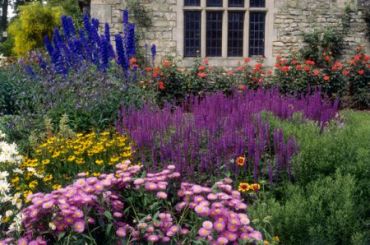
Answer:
[
  {"xmin": 244, "ymin": 0, "xmax": 250, "ymax": 57},
  {"xmin": 222, "ymin": 0, "xmax": 229, "ymax": 57},
  {"xmin": 201, "ymin": 0, "xmax": 206, "ymax": 57}
]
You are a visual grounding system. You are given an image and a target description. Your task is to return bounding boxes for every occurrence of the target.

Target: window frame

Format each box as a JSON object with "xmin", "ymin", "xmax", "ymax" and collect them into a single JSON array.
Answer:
[{"xmin": 177, "ymin": 0, "xmax": 274, "ymax": 65}]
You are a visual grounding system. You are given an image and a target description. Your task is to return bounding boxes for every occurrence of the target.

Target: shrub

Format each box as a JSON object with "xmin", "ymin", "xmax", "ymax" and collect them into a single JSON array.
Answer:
[
  {"xmin": 249, "ymin": 171, "xmax": 365, "ymax": 245},
  {"xmin": 257, "ymin": 110, "xmax": 370, "ymax": 244},
  {"xmin": 300, "ymin": 28, "xmax": 344, "ymax": 67},
  {"xmin": 7, "ymin": 3, "xmax": 63, "ymax": 56}
]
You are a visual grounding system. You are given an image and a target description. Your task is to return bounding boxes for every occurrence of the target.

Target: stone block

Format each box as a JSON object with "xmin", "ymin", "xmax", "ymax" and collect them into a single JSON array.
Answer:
[{"xmin": 91, "ymin": 4, "xmax": 112, "ymax": 23}]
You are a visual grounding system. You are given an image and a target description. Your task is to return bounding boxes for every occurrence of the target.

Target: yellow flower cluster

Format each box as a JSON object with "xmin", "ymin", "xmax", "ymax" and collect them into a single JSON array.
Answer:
[
  {"xmin": 11, "ymin": 131, "xmax": 132, "ymax": 198},
  {"xmin": 238, "ymin": 182, "xmax": 261, "ymax": 193}
]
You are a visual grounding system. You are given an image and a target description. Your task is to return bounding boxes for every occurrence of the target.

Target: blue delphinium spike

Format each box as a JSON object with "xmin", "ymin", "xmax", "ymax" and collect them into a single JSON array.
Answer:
[
  {"xmin": 92, "ymin": 18, "xmax": 100, "ymax": 31},
  {"xmin": 151, "ymin": 44, "xmax": 156, "ymax": 65},
  {"xmin": 126, "ymin": 23, "xmax": 136, "ymax": 58},
  {"xmin": 123, "ymin": 9, "xmax": 129, "ymax": 25},
  {"xmin": 44, "ymin": 36, "xmax": 54, "ymax": 57}
]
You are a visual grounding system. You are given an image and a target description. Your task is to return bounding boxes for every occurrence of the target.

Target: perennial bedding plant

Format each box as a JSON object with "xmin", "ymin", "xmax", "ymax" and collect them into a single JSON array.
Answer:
[
  {"xmin": 10, "ymin": 130, "xmax": 132, "ymax": 199},
  {"xmin": 0, "ymin": 131, "xmax": 23, "ymax": 237},
  {"xmin": 0, "ymin": 161, "xmax": 263, "ymax": 244},
  {"xmin": 118, "ymin": 89, "xmax": 339, "ymax": 182}
]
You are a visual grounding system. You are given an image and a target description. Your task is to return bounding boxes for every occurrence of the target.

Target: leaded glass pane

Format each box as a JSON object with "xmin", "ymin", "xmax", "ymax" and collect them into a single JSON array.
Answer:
[
  {"xmin": 249, "ymin": 12, "xmax": 265, "ymax": 56},
  {"xmin": 250, "ymin": 0, "xmax": 265, "ymax": 7},
  {"xmin": 206, "ymin": 11, "xmax": 223, "ymax": 56},
  {"xmin": 184, "ymin": 11, "xmax": 201, "ymax": 57},
  {"xmin": 229, "ymin": 0, "xmax": 244, "ymax": 7},
  {"xmin": 207, "ymin": 0, "xmax": 223, "ymax": 7},
  {"xmin": 228, "ymin": 12, "xmax": 244, "ymax": 56},
  {"xmin": 184, "ymin": 0, "xmax": 200, "ymax": 6}
]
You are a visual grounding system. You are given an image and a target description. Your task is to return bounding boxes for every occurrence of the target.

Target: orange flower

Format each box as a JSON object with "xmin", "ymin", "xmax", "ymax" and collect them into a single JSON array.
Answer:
[
  {"xmin": 197, "ymin": 72, "xmax": 207, "ymax": 78},
  {"xmin": 305, "ymin": 60, "xmax": 315, "ymax": 66},
  {"xmin": 250, "ymin": 183, "xmax": 261, "ymax": 192},
  {"xmin": 254, "ymin": 63, "xmax": 263, "ymax": 71},
  {"xmin": 158, "ymin": 81, "xmax": 165, "ymax": 90},
  {"xmin": 236, "ymin": 156, "xmax": 246, "ymax": 166},
  {"xmin": 303, "ymin": 65, "xmax": 311, "ymax": 72},
  {"xmin": 313, "ymin": 69, "xmax": 320, "ymax": 76},
  {"xmin": 152, "ymin": 67, "xmax": 161, "ymax": 78},
  {"xmin": 236, "ymin": 66, "xmax": 244, "ymax": 72},
  {"xmin": 145, "ymin": 67, "xmax": 153, "ymax": 72},
  {"xmin": 227, "ymin": 70, "xmax": 234, "ymax": 76},
  {"xmin": 238, "ymin": 183, "xmax": 250, "ymax": 192},
  {"xmin": 280, "ymin": 66, "xmax": 290, "ymax": 73},
  {"xmin": 129, "ymin": 57, "xmax": 137, "ymax": 66},
  {"xmin": 162, "ymin": 59, "xmax": 171, "ymax": 68},
  {"xmin": 244, "ymin": 57, "xmax": 251, "ymax": 63},
  {"xmin": 198, "ymin": 65, "xmax": 206, "ymax": 71},
  {"xmin": 342, "ymin": 69, "xmax": 350, "ymax": 76},
  {"xmin": 323, "ymin": 75, "xmax": 330, "ymax": 81},
  {"xmin": 238, "ymin": 84, "xmax": 247, "ymax": 91}
]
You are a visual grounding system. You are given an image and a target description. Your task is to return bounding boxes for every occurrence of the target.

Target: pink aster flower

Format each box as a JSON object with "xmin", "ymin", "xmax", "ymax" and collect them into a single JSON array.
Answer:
[
  {"xmin": 202, "ymin": 221, "xmax": 213, "ymax": 230},
  {"xmin": 147, "ymin": 235, "xmax": 159, "ymax": 242},
  {"xmin": 156, "ymin": 191, "xmax": 168, "ymax": 199},
  {"xmin": 214, "ymin": 219, "xmax": 226, "ymax": 232},
  {"xmin": 113, "ymin": 212, "xmax": 123, "ymax": 218},
  {"xmin": 216, "ymin": 236, "xmax": 229, "ymax": 245},
  {"xmin": 198, "ymin": 227, "xmax": 211, "ymax": 237},
  {"xmin": 17, "ymin": 238, "xmax": 28, "ymax": 245},
  {"xmin": 73, "ymin": 220, "xmax": 85, "ymax": 233},
  {"xmin": 116, "ymin": 227, "xmax": 126, "ymax": 237},
  {"xmin": 145, "ymin": 182, "xmax": 158, "ymax": 191},
  {"xmin": 249, "ymin": 231, "xmax": 263, "ymax": 240},
  {"xmin": 134, "ymin": 178, "xmax": 145, "ymax": 185}
]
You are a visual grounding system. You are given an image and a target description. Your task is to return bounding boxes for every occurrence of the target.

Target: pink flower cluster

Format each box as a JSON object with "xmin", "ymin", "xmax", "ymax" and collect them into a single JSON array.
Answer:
[
  {"xmin": 176, "ymin": 178, "xmax": 263, "ymax": 244},
  {"xmin": 0, "ymin": 162, "xmax": 262, "ymax": 244}
]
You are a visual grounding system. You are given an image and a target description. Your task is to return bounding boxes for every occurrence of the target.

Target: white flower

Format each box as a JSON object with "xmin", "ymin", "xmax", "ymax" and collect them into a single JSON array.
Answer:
[
  {"xmin": 0, "ymin": 130, "xmax": 5, "ymax": 139},
  {"xmin": 26, "ymin": 167, "xmax": 35, "ymax": 173},
  {"xmin": 0, "ymin": 180, "xmax": 10, "ymax": 193},
  {"xmin": 0, "ymin": 141, "xmax": 22, "ymax": 164},
  {"xmin": 13, "ymin": 168, "xmax": 24, "ymax": 174},
  {"xmin": 0, "ymin": 171, "xmax": 9, "ymax": 180},
  {"xmin": 5, "ymin": 210, "xmax": 13, "ymax": 217}
]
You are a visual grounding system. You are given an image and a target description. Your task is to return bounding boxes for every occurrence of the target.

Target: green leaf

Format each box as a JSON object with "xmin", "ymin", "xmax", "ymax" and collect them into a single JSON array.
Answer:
[{"xmin": 104, "ymin": 211, "xmax": 113, "ymax": 220}]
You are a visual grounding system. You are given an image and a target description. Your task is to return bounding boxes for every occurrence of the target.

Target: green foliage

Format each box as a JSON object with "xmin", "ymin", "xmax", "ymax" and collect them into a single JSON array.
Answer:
[
  {"xmin": 250, "ymin": 172, "xmax": 366, "ymax": 245},
  {"xmin": 300, "ymin": 28, "xmax": 344, "ymax": 66},
  {"xmin": 7, "ymin": 3, "xmax": 63, "ymax": 56},
  {"xmin": 0, "ymin": 36, "xmax": 14, "ymax": 56},
  {"xmin": 0, "ymin": 68, "xmax": 18, "ymax": 114},
  {"xmin": 253, "ymin": 111, "xmax": 370, "ymax": 245}
]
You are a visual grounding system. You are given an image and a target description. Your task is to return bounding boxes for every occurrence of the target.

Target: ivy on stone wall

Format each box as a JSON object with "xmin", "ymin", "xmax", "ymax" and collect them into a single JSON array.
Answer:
[
  {"xmin": 127, "ymin": 0, "xmax": 152, "ymax": 29},
  {"xmin": 364, "ymin": 9, "xmax": 370, "ymax": 42}
]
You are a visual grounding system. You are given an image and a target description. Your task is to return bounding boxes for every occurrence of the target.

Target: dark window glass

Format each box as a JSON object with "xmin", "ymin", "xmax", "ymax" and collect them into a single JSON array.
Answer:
[
  {"xmin": 207, "ymin": 0, "xmax": 223, "ymax": 7},
  {"xmin": 229, "ymin": 0, "xmax": 244, "ymax": 7},
  {"xmin": 228, "ymin": 12, "xmax": 244, "ymax": 56},
  {"xmin": 250, "ymin": 0, "xmax": 265, "ymax": 7},
  {"xmin": 184, "ymin": 11, "xmax": 201, "ymax": 57},
  {"xmin": 249, "ymin": 12, "xmax": 265, "ymax": 56},
  {"xmin": 206, "ymin": 11, "xmax": 223, "ymax": 56},
  {"xmin": 184, "ymin": 0, "xmax": 200, "ymax": 6}
]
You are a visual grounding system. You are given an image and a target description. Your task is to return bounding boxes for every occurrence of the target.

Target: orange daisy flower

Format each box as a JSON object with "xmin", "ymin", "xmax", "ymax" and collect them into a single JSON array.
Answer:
[
  {"xmin": 236, "ymin": 156, "xmax": 246, "ymax": 166},
  {"xmin": 238, "ymin": 182, "xmax": 250, "ymax": 192}
]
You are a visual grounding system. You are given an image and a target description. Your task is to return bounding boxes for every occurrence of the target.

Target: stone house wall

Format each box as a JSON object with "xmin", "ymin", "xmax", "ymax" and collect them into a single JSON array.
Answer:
[{"xmin": 90, "ymin": 0, "xmax": 370, "ymax": 66}]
